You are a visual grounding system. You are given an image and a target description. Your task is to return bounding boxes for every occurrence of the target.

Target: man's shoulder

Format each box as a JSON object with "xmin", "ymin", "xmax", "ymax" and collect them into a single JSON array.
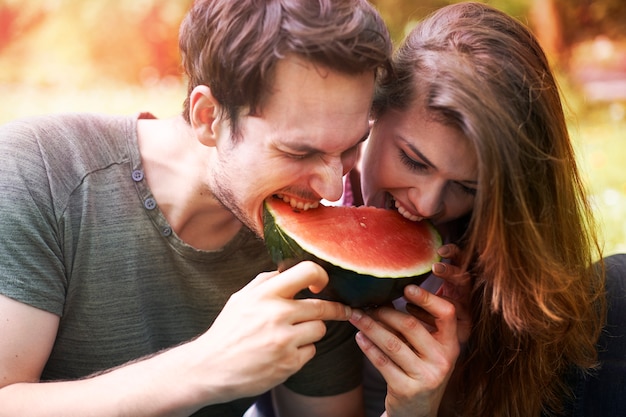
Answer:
[
  {"xmin": 3, "ymin": 112, "xmax": 138, "ymax": 165},
  {"xmin": 1, "ymin": 112, "xmax": 135, "ymax": 153},
  {"xmin": 1, "ymin": 112, "xmax": 131, "ymax": 132},
  {"xmin": 0, "ymin": 112, "xmax": 142, "ymax": 213}
]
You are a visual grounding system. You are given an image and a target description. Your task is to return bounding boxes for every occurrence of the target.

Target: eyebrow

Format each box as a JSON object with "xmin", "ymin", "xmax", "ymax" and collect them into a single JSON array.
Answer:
[{"xmin": 286, "ymin": 131, "xmax": 370, "ymax": 154}]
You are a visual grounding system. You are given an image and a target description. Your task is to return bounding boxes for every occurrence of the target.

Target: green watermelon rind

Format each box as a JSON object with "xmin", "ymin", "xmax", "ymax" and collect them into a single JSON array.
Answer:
[{"xmin": 263, "ymin": 200, "xmax": 443, "ymax": 307}]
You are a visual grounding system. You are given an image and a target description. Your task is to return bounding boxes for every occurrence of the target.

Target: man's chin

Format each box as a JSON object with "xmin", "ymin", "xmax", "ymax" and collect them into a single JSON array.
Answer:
[{"xmin": 210, "ymin": 189, "xmax": 262, "ymax": 238}]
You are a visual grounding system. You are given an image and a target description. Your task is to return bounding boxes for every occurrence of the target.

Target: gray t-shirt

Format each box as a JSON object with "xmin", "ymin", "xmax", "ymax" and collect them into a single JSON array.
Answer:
[{"xmin": 0, "ymin": 113, "xmax": 361, "ymax": 416}]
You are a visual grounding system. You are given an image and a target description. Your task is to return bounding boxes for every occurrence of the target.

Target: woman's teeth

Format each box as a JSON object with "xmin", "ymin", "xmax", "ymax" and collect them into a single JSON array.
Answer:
[
  {"xmin": 275, "ymin": 194, "xmax": 319, "ymax": 211},
  {"xmin": 394, "ymin": 200, "xmax": 423, "ymax": 222}
]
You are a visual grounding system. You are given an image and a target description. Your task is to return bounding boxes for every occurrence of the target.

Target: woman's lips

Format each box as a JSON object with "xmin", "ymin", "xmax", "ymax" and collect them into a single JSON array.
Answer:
[{"xmin": 393, "ymin": 198, "xmax": 424, "ymax": 222}]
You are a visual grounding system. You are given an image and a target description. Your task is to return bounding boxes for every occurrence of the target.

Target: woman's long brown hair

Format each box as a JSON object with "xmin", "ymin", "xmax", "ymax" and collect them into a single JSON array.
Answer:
[{"xmin": 375, "ymin": 3, "xmax": 606, "ymax": 415}]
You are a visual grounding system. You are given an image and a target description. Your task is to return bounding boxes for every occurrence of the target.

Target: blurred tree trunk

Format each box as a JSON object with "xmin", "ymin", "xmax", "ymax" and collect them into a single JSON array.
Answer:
[{"xmin": 530, "ymin": 0, "xmax": 566, "ymax": 66}]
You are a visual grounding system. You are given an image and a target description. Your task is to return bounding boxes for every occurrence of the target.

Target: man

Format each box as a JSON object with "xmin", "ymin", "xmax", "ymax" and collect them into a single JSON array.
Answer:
[{"xmin": 0, "ymin": 0, "xmax": 391, "ymax": 415}]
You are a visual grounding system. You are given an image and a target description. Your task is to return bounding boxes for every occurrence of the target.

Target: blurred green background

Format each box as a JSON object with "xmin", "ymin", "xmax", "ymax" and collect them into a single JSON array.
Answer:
[{"xmin": 1, "ymin": 0, "xmax": 624, "ymax": 255}]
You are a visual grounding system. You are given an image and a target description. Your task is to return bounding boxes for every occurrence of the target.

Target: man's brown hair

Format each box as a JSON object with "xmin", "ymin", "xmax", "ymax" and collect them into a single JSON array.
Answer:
[{"xmin": 179, "ymin": 0, "xmax": 391, "ymax": 137}]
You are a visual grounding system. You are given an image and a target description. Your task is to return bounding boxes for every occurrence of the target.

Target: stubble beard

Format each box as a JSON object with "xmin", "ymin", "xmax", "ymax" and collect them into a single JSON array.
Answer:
[{"xmin": 208, "ymin": 174, "xmax": 264, "ymax": 239}]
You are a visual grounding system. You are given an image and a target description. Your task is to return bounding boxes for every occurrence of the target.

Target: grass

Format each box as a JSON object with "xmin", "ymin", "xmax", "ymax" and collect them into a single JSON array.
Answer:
[
  {"xmin": 1, "ymin": 79, "xmax": 624, "ymax": 256},
  {"xmin": 570, "ymin": 105, "xmax": 626, "ymax": 256}
]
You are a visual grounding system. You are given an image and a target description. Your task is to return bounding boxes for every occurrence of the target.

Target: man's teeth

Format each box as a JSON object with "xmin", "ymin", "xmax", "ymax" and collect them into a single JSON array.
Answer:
[
  {"xmin": 394, "ymin": 200, "xmax": 423, "ymax": 222},
  {"xmin": 275, "ymin": 194, "xmax": 319, "ymax": 211}
]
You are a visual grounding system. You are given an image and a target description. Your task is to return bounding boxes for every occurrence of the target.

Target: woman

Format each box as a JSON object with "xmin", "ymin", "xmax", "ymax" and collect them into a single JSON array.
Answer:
[{"xmin": 350, "ymin": 3, "xmax": 608, "ymax": 416}]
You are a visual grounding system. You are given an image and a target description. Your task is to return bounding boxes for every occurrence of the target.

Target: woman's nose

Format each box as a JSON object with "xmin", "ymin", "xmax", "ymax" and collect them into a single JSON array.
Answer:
[{"xmin": 407, "ymin": 183, "xmax": 444, "ymax": 219}]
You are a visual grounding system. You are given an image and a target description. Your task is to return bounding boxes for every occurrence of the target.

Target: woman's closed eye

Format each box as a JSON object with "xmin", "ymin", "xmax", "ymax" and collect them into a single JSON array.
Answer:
[
  {"xmin": 399, "ymin": 149, "xmax": 429, "ymax": 172},
  {"xmin": 399, "ymin": 148, "xmax": 477, "ymax": 196},
  {"xmin": 456, "ymin": 182, "xmax": 477, "ymax": 196}
]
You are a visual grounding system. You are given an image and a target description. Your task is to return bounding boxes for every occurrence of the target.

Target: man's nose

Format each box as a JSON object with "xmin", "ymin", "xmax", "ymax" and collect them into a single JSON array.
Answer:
[{"xmin": 310, "ymin": 156, "xmax": 345, "ymax": 202}]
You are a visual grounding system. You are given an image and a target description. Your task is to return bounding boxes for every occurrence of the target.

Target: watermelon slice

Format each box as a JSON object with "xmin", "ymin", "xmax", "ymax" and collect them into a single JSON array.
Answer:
[{"xmin": 263, "ymin": 197, "xmax": 442, "ymax": 307}]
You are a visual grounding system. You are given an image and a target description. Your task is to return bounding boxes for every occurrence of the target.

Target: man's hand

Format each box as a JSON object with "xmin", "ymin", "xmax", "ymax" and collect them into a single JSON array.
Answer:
[{"xmin": 194, "ymin": 261, "xmax": 352, "ymax": 402}]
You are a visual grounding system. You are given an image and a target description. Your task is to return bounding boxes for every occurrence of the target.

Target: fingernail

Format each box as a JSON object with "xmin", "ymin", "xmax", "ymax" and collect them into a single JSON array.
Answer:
[
  {"xmin": 344, "ymin": 305, "xmax": 352, "ymax": 318},
  {"xmin": 355, "ymin": 331, "xmax": 372, "ymax": 348},
  {"xmin": 351, "ymin": 309, "xmax": 363, "ymax": 321},
  {"xmin": 438, "ymin": 245, "xmax": 450, "ymax": 257},
  {"xmin": 405, "ymin": 284, "xmax": 421, "ymax": 296},
  {"xmin": 433, "ymin": 262, "xmax": 446, "ymax": 274}
]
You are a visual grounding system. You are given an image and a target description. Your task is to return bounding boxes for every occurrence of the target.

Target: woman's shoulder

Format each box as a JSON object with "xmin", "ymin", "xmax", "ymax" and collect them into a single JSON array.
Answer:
[
  {"xmin": 566, "ymin": 253, "xmax": 626, "ymax": 417},
  {"xmin": 602, "ymin": 253, "xmax": 626, "ymax": 351}
]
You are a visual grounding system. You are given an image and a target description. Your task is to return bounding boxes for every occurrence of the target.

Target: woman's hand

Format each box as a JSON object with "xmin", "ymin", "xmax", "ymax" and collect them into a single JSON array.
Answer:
[
  {"xmin": 429, "ymin": 244, "xmax": 473, "ymax": 345},
  {"xmin": 350, "ymin": 285, "xmax": 460, "ymax": 417}
]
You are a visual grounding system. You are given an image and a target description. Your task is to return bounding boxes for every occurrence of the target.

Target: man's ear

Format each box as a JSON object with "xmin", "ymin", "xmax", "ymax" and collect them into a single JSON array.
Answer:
[{"xmin": 189, "ymin": 85, "xmax": 222, "ymax": 147}]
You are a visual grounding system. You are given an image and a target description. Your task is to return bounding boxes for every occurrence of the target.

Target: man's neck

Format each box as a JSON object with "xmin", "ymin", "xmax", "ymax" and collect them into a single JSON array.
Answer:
[{"xmin": 136, "ymin": 116, "xmax": 243, "ymax": 250}]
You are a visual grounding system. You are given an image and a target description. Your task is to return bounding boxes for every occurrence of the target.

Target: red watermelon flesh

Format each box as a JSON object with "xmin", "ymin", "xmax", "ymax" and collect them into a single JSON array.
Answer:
[{"xmin": 264, "ymin": 198, "xmax": 442, "ymax": 278}]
